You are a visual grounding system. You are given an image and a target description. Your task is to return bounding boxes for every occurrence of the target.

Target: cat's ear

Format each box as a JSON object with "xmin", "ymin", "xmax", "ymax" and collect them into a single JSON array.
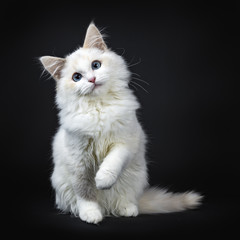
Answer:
[
  {"xmin": 83, "ymin": 23, "xmax": 107, "ymax": 51},
  {"xmin": 40, "ymin": 56, "xmax": 65, "ymax": 80}
]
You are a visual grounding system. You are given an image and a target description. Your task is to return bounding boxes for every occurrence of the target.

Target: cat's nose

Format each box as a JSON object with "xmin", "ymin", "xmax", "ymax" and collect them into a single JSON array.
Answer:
[{"xmin": 88, "ymin": 77, "xmax": 96, "ymax": 83}]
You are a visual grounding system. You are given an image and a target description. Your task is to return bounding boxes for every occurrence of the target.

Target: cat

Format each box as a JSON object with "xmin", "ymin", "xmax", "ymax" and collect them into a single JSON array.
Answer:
[{"xmin": 40, "ymin": 22, "xmax": 202, "ymax": 224}]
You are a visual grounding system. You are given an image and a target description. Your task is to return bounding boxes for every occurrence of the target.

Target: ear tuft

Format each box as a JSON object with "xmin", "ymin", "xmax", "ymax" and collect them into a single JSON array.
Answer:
[
  {"xmin": 83, "ymin": 23, "xmax": 107, "ymax": 51},
  {"xmin": 40, "ymin": 56, "xmax": 65, "ymax": 80}
]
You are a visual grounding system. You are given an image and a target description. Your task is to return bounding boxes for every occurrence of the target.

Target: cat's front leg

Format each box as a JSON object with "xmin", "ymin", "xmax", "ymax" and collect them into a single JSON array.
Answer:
[
  {"xmin": 77, "ymin": 198, "xmax": 103, "ymax": 224},
  {"xmin": 95, "ymin": 165, "xmax": 118, "ymax": 190},
  {"xmin": 70, "ymin": 165, "xmax": 103, "ymax": 224},
  {"xmin": 95, "ymin": 144, "xmax": 130, "ymax": 189}
]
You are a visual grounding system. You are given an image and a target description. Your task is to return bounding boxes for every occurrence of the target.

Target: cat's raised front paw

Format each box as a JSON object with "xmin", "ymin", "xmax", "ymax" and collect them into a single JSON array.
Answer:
[{"xmin": 95, "ymin": 168, "xmax": 117, "ymax": 190}]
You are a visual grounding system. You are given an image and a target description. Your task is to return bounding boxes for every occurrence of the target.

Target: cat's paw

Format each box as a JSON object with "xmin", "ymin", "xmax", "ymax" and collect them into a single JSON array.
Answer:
[
  {"xmin": 79, "ymin": 203, "xmax": 103, "ymax": 224},
  {"xmin": 118, "ymin": 202, "xmax": 139, "ymax": 217},
  {"xmin": 95, "ymin": 168, "xmax": 117, "ymax": 190}
]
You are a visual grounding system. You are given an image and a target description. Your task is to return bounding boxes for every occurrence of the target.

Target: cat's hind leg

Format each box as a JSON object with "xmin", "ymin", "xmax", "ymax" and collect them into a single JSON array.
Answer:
[
  {"xmin": 110, "ymin": 163, "xmax": 147, "ymax": 218},
  {"xmin": 117, "ymin": 201, "xmax": 139, "ymax": 217}
]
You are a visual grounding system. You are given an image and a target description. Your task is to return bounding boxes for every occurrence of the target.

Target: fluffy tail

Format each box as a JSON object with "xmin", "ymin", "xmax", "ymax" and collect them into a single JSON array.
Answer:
[{"xmin": 138, "ymin": 188, "xmax": 203, "ymax": 214}]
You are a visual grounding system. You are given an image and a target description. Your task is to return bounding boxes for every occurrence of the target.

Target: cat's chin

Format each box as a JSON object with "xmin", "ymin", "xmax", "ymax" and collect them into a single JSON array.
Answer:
[{"xmin": 88, "ymin": 83, "xmax": 106, "ymax": 96}]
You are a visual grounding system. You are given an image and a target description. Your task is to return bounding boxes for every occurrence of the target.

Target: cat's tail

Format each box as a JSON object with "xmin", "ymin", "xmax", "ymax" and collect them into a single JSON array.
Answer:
[{"xmin": 138, "ymin": 187, "xmax": 203, "ymax": 214}]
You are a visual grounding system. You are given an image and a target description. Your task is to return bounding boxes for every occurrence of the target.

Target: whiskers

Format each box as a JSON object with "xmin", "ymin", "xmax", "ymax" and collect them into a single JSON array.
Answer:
[
  {"xmin": 81, "ymin": 84, "xmax": 93, "ymax": 95},
  {"xmin": 127, "ymin": 57, "xmax": 142, "ymax": 68},
  {"xmin": 126, "ymin": 57, "xmax": 150, "ymax": 93},
  {"xmin": 129, "ymin": 73, "xmax": 150, "ymax": 94}
]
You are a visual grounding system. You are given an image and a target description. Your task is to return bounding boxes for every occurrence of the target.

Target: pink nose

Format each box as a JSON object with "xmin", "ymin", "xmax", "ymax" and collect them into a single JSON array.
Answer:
[{"xmin": 88, "ymin": 77, "xmax": 96, "ymax": 83}]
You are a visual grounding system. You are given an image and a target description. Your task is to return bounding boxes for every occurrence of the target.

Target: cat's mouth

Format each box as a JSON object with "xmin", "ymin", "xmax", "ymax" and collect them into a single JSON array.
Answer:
[
  {"xmin": 87, "ymin": 83, "xmax": 102, "ymax": 94},
  {"xmin": 92, "ymin": 83, "xmax": 102, "ymax": 90}
]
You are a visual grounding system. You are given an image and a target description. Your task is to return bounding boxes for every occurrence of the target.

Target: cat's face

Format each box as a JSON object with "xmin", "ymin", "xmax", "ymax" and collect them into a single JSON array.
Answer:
[
  {"xmin": 40, "ymin": 23, "xmax": 130, "ymax": 102},
  {"xmin": 60, "ymin": 47, "xmax": 129, "ymax": 97}
]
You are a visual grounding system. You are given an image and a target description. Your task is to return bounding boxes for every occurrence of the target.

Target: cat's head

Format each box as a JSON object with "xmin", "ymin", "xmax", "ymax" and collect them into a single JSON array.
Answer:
[{"xmin": 40, "ymin": 23, "xmax": 130, "ymax": 104}]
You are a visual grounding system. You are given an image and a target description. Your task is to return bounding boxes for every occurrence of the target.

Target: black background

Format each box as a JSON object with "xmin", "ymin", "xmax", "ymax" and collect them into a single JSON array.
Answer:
[{"xmin": 2, "ymin": 0, "xmax": 239, "ymax": 237}]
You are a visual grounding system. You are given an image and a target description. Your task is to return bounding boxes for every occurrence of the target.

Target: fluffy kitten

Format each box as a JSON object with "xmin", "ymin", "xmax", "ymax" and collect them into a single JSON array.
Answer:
[{"xmin": 40, "ymin": 23, "xmax": 202, "ymax": 224}]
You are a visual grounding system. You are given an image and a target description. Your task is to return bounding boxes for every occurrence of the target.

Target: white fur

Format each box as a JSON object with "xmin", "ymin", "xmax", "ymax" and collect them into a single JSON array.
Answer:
[{"xmin": 41, "ymin": 23, "xmax": 202, "ymax": 224}]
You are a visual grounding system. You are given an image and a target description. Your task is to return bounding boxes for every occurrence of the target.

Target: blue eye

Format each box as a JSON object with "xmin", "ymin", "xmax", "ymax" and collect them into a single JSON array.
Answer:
[
  {"xmin": 92, "ymin": 60, "xmax": 101, "ymax": 70},
  {"xmin": 72, "ymin": 72, "xmax": 82, "ymax": 82}
]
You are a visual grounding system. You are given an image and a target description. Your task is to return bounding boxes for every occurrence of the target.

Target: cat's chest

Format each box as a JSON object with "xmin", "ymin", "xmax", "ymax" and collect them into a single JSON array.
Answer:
[
  {"xmin": 77, "ymin": 105, "xmax": 127, "ymax": 159},
  {"xmin": 86, "ymin": 134, "xmax": 115, "ymax": 164},
  {"xmin": 77, "ymin": 104, "xmax": 126, "ymax": 135},
  {"xmin": 64, "ymin": 130, "xmax": 113, "ymax": 168}
]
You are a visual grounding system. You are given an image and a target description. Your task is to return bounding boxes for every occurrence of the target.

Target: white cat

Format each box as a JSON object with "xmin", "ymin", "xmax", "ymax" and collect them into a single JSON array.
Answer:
[{"xmin": 40, "ymin": 23, "xmax": 202, "ymax": 224}]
